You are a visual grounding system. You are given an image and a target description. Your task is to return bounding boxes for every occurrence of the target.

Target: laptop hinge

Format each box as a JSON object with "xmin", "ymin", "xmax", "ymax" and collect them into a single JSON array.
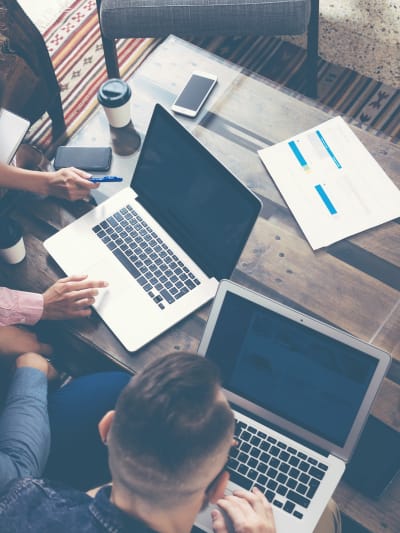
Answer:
[{"xmin": 232, "ymin": 403, "xmax": 329, "ymax": 458}]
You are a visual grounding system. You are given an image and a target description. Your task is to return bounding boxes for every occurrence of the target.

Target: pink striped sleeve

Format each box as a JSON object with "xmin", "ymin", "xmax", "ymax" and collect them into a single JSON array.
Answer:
[{"xmin": 0, "ymin": 287, "xmax": 44, "ymax": 326}]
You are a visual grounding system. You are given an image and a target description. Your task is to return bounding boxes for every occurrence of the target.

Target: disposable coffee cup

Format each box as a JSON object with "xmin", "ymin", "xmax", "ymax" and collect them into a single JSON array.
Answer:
[
  {"xmin": 97, "ymin": 79, "xmax": 132, "ymax": 128},
  {"xmin": 0, "ymin": 216, "xmax": 26, "ymax": 264}
]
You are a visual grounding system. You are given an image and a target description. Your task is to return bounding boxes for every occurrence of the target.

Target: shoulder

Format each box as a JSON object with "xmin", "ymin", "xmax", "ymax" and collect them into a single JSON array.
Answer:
[
  {"xmin": 0, "ymin": 478, "xmax": 94, "ymax": 531},
  {"xmin": 0, "ymin": 477, "xmax": 90, "ymax": 508},
  {"xmin": 0, "ymin": 477, "xmax": 46, "ymax": 507}
]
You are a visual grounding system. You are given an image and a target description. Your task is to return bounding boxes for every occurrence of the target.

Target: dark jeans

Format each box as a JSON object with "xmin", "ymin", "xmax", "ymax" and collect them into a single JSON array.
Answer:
[{"xmin": 45, "ymin": 371, "xmax": 131, "ymax": 490}]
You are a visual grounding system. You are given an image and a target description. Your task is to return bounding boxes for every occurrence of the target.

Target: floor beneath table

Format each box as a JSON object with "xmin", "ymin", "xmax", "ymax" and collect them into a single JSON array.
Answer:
[{"xmin": 19, "ymin": 0, "xmax": 400, "ymax": 87}]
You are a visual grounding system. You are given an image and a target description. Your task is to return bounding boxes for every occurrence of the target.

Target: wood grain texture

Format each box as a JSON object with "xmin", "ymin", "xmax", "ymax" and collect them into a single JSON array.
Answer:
[
  {"xmin": 1, "ymin": 37, "xmax": 398, "ymax": 533},
  {"xmin": 334, "ymin": 475, "xmax": 400, "ymax": 533},
  {"xmin": 237, "ymin": 217, "xmax": 400, "ymax": 349},
  {"xmin": 371, "ymin": 379, "xmax": 400, "ymax": 431}
]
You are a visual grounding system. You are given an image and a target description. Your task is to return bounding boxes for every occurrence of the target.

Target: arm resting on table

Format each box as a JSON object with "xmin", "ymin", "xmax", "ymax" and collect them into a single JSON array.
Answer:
[{"xmin": 0, "ymin": 287, "xmax": 43, "ymax": 326}]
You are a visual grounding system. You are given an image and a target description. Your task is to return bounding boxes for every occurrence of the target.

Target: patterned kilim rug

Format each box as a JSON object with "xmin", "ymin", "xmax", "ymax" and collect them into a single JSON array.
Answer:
[
  {"xmin": 27, "ymin": 0, "xmax": 399, "ymax": 150},
  {"xmin": 26, "ymin": 0, "xmax": 159, "ymax": 149}
]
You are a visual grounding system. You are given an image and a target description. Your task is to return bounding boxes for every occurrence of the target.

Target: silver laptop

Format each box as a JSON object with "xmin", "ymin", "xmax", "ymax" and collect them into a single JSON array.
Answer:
[
  {"xmin": 44, "ymin": 105, "xmax": 261, "ymax": 351},
  {"xmin": 0, "ymin": 108, "xmax": 30, "ymax": 163},
  {"xmin": 196, "ymin": 280, "xmax": 390, "ymax": 533}
]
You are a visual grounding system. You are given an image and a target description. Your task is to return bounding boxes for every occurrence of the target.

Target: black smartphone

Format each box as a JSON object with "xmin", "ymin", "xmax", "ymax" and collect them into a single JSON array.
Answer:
[
  {"xmin": 344, "ymin": 416, "xmax": 400, "ymax": 499},
  {"xmin": 53, "ymin": 146, "xmax": 112, "ymax": 171}
]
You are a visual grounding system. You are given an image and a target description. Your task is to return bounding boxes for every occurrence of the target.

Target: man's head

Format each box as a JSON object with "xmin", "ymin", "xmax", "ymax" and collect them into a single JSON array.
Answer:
[{"xmin": 101, "ymin": 352, "xmax": 234, "ymax": 509}]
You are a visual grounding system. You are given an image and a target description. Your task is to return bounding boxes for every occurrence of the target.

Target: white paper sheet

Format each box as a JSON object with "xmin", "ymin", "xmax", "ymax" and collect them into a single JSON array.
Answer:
[
  {"xmin": 0, "ymin": 109, "xmax": 29, "ymax": 164},
  {"xmin": 258, "ymin": 116, "xmax": 400, "ymax": 249}
]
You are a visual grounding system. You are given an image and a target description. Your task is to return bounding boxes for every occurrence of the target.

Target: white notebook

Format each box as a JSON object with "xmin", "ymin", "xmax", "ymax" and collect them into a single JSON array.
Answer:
[{"xmin": 0, "ymin": 108, "xmax": 30, "ymax": 164}]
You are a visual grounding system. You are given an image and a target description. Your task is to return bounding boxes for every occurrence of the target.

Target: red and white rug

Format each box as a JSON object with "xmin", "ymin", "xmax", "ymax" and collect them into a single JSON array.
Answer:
[{"xmin": 26, "ymin": 0, "xmax": 157, "ymax": 149}]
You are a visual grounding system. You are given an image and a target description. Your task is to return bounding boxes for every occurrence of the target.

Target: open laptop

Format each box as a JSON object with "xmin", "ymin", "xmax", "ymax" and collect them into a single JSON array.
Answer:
[
  {"xmin": 196, "ymin": 280, "xmax": 391, "ymax": 533},
  {"xmin": 0, "ymin": 108, "xmax": 30, "ymax": 163},
  {"xmin": 44, "ymin": 105, "xmax": 261, "ymax": 351}
]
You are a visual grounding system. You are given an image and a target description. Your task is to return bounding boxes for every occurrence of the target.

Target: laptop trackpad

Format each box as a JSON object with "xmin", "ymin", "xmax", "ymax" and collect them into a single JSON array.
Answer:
[{"xmin": 85, "ymin": 258, "xmax": 141, "ymax": 312}]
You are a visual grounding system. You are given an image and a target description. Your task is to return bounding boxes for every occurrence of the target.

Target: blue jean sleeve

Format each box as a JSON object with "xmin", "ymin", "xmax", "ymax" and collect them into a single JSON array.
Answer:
[{"xmin": 0, "ymin": 367, "xmax": 50, "ymax": 491}]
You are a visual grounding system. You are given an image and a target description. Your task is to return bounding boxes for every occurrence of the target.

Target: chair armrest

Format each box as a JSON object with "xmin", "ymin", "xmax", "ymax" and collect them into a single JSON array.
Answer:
[{"xmin": 99, "ymin": 0, "xmax": 311, "ymax": 39}]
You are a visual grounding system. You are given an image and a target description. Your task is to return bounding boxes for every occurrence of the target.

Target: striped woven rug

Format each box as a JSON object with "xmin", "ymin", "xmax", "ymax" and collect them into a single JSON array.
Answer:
[
  {"xmin": 26, "ymin": 0, "xmax": 159, "ymax": 149},
  {"xmin": 27, "ymin": 0, "xmax": 399, "ymax": 149}
]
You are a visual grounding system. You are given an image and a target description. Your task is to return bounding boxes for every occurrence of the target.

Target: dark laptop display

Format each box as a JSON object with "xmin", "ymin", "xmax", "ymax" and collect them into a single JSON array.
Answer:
[
  {"xmin": 196, "ymin": 281, "xmax": 390, "ymax": 532},
  {"xmin": 132, "ymin": 105, "xmax": 261, "ymax": 279},
  {"xmin": 204, "ymin": 291, "xmax": 379, "ymax": 447}
]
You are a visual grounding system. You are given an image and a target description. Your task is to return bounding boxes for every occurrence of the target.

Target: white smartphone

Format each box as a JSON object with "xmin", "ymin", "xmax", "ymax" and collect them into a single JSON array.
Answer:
[{"xmin": 171, "ymin": 71, "xmax": 218, "ymax": 117}]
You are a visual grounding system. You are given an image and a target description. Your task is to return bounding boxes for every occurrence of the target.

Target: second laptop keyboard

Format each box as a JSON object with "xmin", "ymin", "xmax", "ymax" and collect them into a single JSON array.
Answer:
[
  {"xmin": 229, "ymin": 419, "xmax": 328, "ymax": 520},
  {"xmin": 92, "ymin": 204, "xmax": 200, "ymax": 310}
]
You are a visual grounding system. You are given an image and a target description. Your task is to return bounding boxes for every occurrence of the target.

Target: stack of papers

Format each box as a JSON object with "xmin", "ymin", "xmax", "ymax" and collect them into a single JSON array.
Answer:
[{"xmin": 258, "ymin": 116, "xmax": 400, "ymax": 249}]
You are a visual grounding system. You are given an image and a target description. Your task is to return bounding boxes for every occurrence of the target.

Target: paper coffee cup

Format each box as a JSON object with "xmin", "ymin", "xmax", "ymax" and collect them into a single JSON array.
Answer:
[
  {"xmin": 97, "ymin": 79, "xmax": 132, "ymax": 128},
  {"xmin": 0, "ymin": 217, "xmax": 26, "ymax": 264}
]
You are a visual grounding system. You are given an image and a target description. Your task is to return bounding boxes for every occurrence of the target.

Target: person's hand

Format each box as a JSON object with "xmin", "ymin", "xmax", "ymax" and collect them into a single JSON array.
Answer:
[
  {"xmin": 0, "ymin": 326, "xmax": 52, "ymax": 359},
  {"xmin": 212, "ymin": 487, "xmax": 276, "ymax": 533},
  {"xmin": 43, "ymin": 167, "xmax": 99, "ymax": 201},
  {"xmin": 42, "ymin": 274, "xmax": 108, "ymax": 320},
  {"xmin": 16, "ymin": 352, "xmax": 58, "ymax": 380}
]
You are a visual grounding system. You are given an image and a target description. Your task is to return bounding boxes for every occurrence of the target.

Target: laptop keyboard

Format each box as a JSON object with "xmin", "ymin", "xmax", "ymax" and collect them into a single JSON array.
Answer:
[
  {"xmin": 92, "ymin": 205, "xmax": 200, "ymax": 310},
  {"xmin": 229, "ymin": 419, "xmax": 328, "ymax": 520}
]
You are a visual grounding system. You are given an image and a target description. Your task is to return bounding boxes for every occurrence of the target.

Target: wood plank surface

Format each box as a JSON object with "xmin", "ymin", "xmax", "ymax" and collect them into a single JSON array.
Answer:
[
  {"xmin": 1, "ymin": 36, "xmax": 398, "ymax": 533},
  {"xmin": 372, "ymin": 303, "xmax": 400, "ymax": 363},
  {"xmin": 335, "ymin": 474, "xmax": 400, "ymax": 533},
  {"xmin": 350, "ymin": 222, "xmax": 400, "ymax": 268},
  {"xmin": 371, "ymin": 379, "xmax": 400, "ymax": 431},
  {"xmin": 237, "ymin": 217, "xmax": 400, "ymax": 349}
]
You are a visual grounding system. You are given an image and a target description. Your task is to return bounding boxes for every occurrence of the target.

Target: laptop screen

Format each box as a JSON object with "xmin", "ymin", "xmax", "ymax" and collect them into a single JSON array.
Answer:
[
  {"xmin": 132, "ymin": 105, "xmax": 261, "ymax": 279},
  {"xmin": 204, "ymin": 291, "xmax": 379, "ymax": 448}
]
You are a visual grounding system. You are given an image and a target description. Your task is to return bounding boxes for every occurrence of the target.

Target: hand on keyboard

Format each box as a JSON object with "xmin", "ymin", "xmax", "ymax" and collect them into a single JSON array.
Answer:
[{"xmin": 212, "ymin": 486, "xmax": 276, "ymax": 533}]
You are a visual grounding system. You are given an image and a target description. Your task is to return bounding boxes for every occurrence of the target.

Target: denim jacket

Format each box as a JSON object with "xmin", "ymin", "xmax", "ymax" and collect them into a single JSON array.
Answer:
[{"xmin": 0, "ymin": 479, "xmax": 158, "ymax": 533}]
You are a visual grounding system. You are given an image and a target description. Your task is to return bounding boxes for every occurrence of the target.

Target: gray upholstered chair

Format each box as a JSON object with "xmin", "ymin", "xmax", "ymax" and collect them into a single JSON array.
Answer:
[{"xmin": 96, "ymin": 0, "xmax": 319, "ymax": 97}]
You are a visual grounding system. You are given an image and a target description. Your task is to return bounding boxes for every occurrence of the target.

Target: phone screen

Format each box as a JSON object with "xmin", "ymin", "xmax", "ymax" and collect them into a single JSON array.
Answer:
[
  {"xmin": 173, "ymin": 74, "xmax": 216, "ymax": 112},
  {"xmin": 54, "ymin": 146, "xmax": 112, "ymax": 171}
]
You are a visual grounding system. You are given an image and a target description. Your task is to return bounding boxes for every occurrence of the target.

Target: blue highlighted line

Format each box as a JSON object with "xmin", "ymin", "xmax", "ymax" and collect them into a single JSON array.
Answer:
[
  {"xmin": 288, "ymin": 140, "xmax": 309, "ymax": 170},
  {"xmin": 316, "ymin": 130, "xmax": 342, "ymax": 169},
  {"xmin": 315, "ymin": 184, "xmax": 337, "ymax": 215}
]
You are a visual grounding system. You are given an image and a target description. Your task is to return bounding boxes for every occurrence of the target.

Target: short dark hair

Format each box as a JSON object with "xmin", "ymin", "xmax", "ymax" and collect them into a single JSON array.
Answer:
[{"xmin": 108, "ymin": 352, "xmax": 234, "ymax": 504}]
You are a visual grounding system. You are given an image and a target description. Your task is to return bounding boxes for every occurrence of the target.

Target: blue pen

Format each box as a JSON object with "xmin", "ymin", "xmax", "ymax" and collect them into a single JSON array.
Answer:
[{"xmin": 89, "ymin": 176, "xmax": 123, "ymax": 183}]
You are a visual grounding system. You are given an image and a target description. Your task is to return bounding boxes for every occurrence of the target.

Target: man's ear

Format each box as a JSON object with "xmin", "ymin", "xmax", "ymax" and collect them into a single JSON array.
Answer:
[
  {"xmin": 98, "ymin": 410, "xmax": 115, "ymax": 444},
  {"xmin": 208, "ymin": 471, "xmax": 230, "ymax": 504}
]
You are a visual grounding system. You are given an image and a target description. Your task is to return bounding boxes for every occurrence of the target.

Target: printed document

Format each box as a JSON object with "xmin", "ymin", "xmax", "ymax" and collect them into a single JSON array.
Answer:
[
  {"xmin": 0, "ymin": 109, "xmax": 29, "ymax": 164},
  {"xmin": 258, "ymin": 116, "xmax": 400, "ymax": 249}
]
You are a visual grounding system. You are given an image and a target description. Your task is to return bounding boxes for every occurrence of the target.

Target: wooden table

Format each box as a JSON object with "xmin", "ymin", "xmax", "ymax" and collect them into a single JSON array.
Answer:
[{"xmin": 2, "ymin": 36, "xmax": 399, "ymax": 532}]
